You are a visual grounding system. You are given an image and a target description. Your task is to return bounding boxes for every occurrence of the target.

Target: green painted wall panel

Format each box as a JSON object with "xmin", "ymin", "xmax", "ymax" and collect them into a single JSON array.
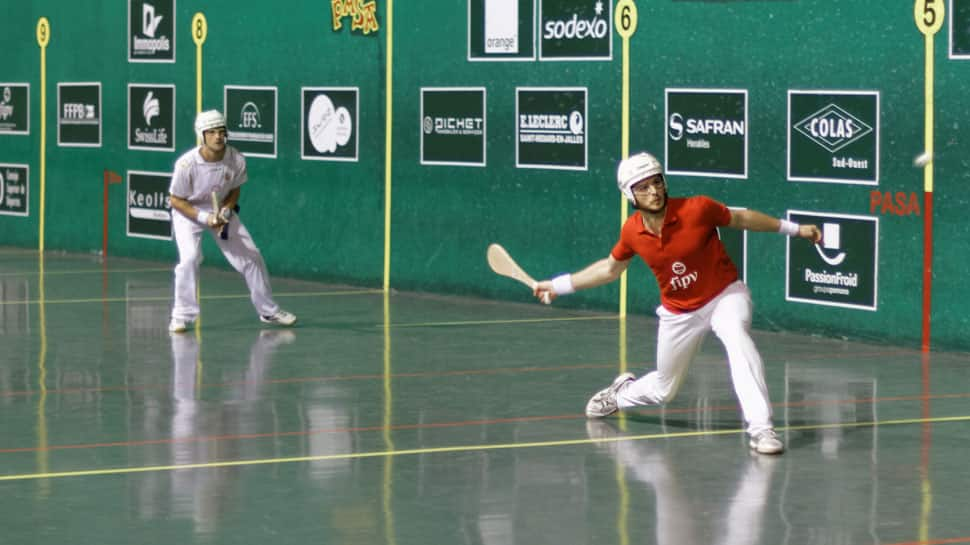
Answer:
[{"xmin": 2, "ymin": 1, "xmax": 969, "ymax": 350}]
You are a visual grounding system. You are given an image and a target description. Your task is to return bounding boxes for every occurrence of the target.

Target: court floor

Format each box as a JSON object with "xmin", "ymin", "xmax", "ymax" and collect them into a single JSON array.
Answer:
[{"xmin": 1, "ymin": 248, "xmax": 969, "ymax": 545}]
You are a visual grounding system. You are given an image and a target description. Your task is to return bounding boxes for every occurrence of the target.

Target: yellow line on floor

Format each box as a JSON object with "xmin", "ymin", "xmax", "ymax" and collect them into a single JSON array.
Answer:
[
  {"xmin": 386, "ymin": 315, "xmax": 617, "ymax": 328},
  {"xmin": 0, "ymin": 289, "xmax": 384, "ymax": 306},
  {"xmin": 0, "ymin": 267, "xmax": 172, "ymax": 277},
  {"xmin": 2, "ymin": 414, "xmax": 967, "ymax": 482}
]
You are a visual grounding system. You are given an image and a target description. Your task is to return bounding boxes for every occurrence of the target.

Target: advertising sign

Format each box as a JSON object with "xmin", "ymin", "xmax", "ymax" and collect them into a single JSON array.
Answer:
[
  {"xmin": 301, "ymin": 87, "xmax": 359, "ymax": 161},
  {"xmin": 421, "ymin": 87, "xmax": 486, "ymax": 166},
  {"xmin": 516, "ymin": 87, "xmax": 587, "ymax": 170},
  {"xmin": 665, "ymin": 88, "xmax": 747, "ymax": 179},
  {"xmin": 127, "ymin": 170, "xmax": 173, "ymax": 240},
  {"xmin": 225, "ymin": 86, "xmax": 277, "ymax": 158},
  {"xmin": 788, "ymin": 90, "xmax": 879, "ymax": 185},
  {"xmin": 786, "ymin": 211, "xmax": 878, "ymax": 311},
  {"xmin": 468, "ymin": 0, "xmax": 536, "ymax": 61}
]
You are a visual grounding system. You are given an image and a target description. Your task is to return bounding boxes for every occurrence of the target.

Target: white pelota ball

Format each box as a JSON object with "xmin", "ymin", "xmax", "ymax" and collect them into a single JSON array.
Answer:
[{"xmin": 913, "ymin": 152, "xmax": 932, "ymax": 167}]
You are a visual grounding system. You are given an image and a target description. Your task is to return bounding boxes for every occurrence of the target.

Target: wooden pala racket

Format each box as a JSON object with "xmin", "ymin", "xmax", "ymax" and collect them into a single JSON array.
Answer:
[{"xmin": 486, "ymin": 243, "xmax": 551, "ymax": 304}]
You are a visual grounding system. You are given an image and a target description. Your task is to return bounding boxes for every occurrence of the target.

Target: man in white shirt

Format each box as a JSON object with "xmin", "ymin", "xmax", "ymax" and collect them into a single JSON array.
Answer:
[{"xmin": 167, "ymin": 110, "xmax": 296, "ymax": 333}]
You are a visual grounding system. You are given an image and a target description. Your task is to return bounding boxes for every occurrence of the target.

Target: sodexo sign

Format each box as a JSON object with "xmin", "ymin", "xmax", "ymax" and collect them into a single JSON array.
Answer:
[{"xmin": 540, "ymin": 0, "xmax": 612, "ymax": 61}]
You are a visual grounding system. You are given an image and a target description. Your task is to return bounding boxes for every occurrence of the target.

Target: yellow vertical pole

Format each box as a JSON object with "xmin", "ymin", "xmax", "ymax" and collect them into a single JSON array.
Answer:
[
  {"xmin": 383, "ymin": 0, "xmax": 394, "ymax": 292},
  {"xmin": 37, "ymin": 18, "xmax": 50, "ymax": 252}
]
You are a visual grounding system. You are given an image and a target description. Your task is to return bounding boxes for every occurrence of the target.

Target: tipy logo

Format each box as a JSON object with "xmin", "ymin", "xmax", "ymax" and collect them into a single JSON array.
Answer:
[
  {"xmin": 142, "ymin": 3, "xmax": 162, "ymax": 37},
  {"xmin": 794, "ymin": 104, "xmax": 872, "ymax": 153},
  {"xmin": 669, "ymin": 261, "xmax": 698, "ymax": 291},
  {"xmin": 142, "ymin": 91, "xmax": 159, "ymax": 125}
]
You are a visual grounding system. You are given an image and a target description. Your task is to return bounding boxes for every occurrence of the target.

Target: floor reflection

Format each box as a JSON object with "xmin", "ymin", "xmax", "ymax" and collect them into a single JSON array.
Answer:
[{"xmin": 587, "ymin": 419, "xmax": 777, "ymax": 545}]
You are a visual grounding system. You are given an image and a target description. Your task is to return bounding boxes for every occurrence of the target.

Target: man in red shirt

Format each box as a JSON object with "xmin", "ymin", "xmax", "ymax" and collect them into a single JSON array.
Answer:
[{"xmin": 534, "ymin": 152, "xmax": 822, "ymax": 454}]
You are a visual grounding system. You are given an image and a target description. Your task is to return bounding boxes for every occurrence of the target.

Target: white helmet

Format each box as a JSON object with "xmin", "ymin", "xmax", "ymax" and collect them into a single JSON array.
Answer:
[
  {"xmin": 194, "ymin": 109, "xmax": 226, "ymax": 141},
  {"xmin": 616, "ymin": 152, "xmax": 664, "ymax": 203}
]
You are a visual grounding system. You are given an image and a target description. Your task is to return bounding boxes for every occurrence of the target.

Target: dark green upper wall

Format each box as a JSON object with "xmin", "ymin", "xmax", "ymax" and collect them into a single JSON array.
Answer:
[{"xmin": 2, "ymin": 1, "xmax": 968, "ymax": 349}]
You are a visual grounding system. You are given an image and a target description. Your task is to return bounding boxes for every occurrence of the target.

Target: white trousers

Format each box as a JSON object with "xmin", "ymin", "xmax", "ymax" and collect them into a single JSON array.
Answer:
[
  {"xmin": 170, "ymin": 213, "xmax": 280, "ymax": 322},
  {"xmin": 616, "ymin": 281, "xmax": 774, "ymax": 436}
]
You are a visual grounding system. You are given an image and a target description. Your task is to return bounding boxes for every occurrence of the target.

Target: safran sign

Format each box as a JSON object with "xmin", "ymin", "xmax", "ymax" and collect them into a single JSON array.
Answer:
[
  {"xmin": 127, "ymin": 170, "xmax": 172, "ymax": 240},
  {"xmin": 224, "ymin": 85, "xmax": 277, "ymax": 158},
  {"xmin": 468, "ymin": 0, "xmax": 536, "ymax": 61},
  {"xmin": 128, "ymin": 84, "xmax": 175, "ymax": 152},
  {"xmin": 58, "ymin": 82, "xmax": 102, "ymax": 147},
  {"xmin": 788, "ymin": 90, "xmax": 879, "ymax": 185},
  {"xmin": 128, "ymin": 0, "xmax": 175, "ymax": 63},
  {"xmin": 665, "ymin": 88, "xmax": 747, "ymax": 179},
  {"xmin": 786, "ymin": 210, "xmax": 878, "ymax": 311},
  {"xmin": 516, "ymin": 87, "xmax": 587, "ymax": 170},
  {"xmin": 539, "ymin": 0, "xmax": 612, "ymax": 61},
  {"xmin": 421, "ymin": 88, "xmax": 486, "ymax": 167}
]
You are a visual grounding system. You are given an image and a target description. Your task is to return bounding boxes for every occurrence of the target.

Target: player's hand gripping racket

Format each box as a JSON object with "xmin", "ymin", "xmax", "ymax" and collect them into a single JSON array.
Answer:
[
  {"xmin": 486, "ymin": 243, "xmax": 552, "ymax": 304},
  {"xmin": 211, "ymin": 192, "xmax": 229, "ymax": 240}
]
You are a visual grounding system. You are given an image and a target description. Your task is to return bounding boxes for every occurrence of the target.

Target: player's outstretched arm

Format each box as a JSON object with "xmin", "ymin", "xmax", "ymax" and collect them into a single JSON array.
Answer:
[
  {"xmin": 534, "ymin": 255, "xmax": 630, "ymax": 303},
  {"xmin": 728, "ymin": 209, "xmax": 822, "ymax": 244}
]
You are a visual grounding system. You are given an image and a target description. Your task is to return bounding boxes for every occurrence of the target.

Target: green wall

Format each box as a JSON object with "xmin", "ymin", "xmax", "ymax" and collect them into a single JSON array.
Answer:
[{"xmin": 2, "ymin": 1, "xmax": 969, "ymax": 350}]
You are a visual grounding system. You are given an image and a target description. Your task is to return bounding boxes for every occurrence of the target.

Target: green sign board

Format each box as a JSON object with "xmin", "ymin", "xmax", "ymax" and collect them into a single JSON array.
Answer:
[
  {"xmin": 0, "ymin": 163, "xmax": 29, "ymax": 217},
  {"xmin": 58, "ymin": 82, "xmax": 102, "ymax": 147},
  {"xmin": 128, "ymin": 0, "xmax": 175, "ymax": 62},
  {"xmin": 468, "ymin": 0, "xmax": 536, "ymax": 61},
  {"xmin": 421, "ymin": 88, "xmax": 486, "ymax": 166},
  {"xmin": 951, "ymin": 0, "xmax": 970, "ymax": 58},
  {"xmin": 539, "ymin": 0, "xmax": 612, "ymax": 60},
  {"xmin": 665, "ymin": 89, "xmax": 747, "ymax": 179},
  {"xmin": 786, "ymin": 211, "xmax": 878, "ymax": 311},
  {"xmin": 127, "ymin": 171, "xmax": 172, "ymax": 240},
  {"xmin": 0, "ymin": 84, "xmax": 29, "ymax": 135},
  {"xmin": 788, "ymin": 91, "xmax": 879, "ymax": 185},
  {"xmin": 225, "ymin": 85, "xmax": 277, "ymax": 158},
  {"xmin": 128, "ymin": 84, "xmax": 175, "ymax": 152},
  {"xmin": 516, "ymin": 87, "xmax": 587, "ymax": 170},
  {"xmin": 302, "ymin": 87, "xmax": 358, "ymax": 161}
]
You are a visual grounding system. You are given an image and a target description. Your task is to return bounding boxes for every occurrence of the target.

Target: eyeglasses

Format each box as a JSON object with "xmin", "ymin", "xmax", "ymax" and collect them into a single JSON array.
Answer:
[{"xmin": 631, "ymin": 177, "xmax": 665, "ymax": 193}]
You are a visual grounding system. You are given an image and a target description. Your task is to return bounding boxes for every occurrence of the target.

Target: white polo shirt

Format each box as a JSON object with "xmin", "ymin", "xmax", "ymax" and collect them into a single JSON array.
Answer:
[{"xmin": 169, "ymin": 145, "xmax": 248, "ymax": 211}]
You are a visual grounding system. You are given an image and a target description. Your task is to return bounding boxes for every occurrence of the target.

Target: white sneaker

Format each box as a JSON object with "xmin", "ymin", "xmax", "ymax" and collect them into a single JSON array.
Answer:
[
  {"xmin": 168, "ymin": 318, "xmax": 191, "ymax": 333},
  {"xmin": 585, "ymin": 372, "xmax": 635, "ymax": 418},
  {"xmin": 260, "ymin": 309, "xmax": 297, "ymax": 326},
  {"xmin": 749, "ymin": 429, "xmax": 785, "ymax": 455}
]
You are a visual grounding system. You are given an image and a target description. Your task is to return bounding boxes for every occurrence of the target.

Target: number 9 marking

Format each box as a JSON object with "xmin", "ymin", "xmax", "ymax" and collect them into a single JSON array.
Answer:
[{"xmin": 37, "ymin": 17, "xmax": 50, "ymax": 47}]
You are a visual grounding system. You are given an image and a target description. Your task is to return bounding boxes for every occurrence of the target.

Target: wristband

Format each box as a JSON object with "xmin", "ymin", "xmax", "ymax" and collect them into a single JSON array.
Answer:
[
  {"xmin": 551, "ymin": 274, "xmax": 575, "ymax": 296},
  {"xmin": 778, "ymin": 219, "xmax": 799, "ymax": 237},
  {"xmin": 197, "ymin": 210, "xmax": 211, "ymax": 224}
]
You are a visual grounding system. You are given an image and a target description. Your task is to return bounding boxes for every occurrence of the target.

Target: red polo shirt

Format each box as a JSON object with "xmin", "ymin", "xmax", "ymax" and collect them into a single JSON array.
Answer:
[{"xmin": 611, "ymin": 196, "xmax": 738, "ymax": 313}]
